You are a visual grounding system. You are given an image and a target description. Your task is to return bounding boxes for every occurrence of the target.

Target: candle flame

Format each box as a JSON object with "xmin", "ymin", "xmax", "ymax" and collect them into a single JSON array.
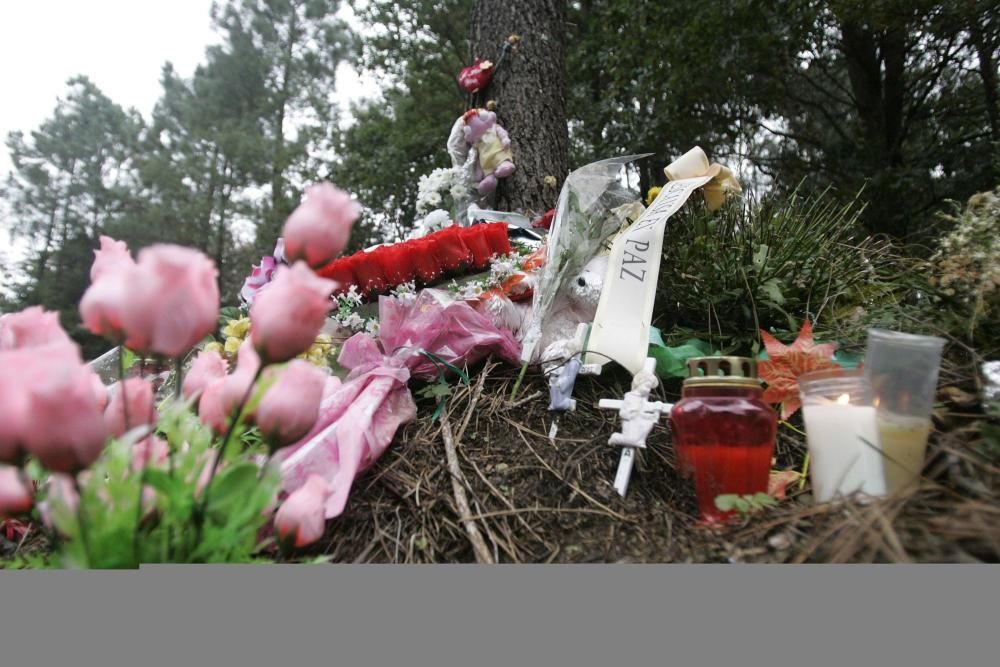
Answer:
[{"xmin": 836, "ymin": 393, "xmax": 851, "ymax": 405}]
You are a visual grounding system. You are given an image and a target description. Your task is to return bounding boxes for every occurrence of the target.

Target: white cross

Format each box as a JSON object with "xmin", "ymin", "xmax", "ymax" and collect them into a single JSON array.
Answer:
[{"xmin": 598, "ymin": 358, "xmax": 672, "ymax": 497}]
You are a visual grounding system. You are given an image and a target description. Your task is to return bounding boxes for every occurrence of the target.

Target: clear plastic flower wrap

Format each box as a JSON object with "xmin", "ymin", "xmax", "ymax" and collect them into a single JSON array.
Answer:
[{"xmin": 519, "ymin": 154, "xmax": 648, "ymax": 364}]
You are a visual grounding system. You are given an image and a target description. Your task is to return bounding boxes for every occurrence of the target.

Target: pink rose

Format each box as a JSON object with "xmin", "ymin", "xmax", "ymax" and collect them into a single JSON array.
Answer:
[
  {"xmin": 104, "ymin": 378, "xmax": 157, "ymax": 438},
  {"xmin": 132, "ymin": 436, "xmax": 169, "ymax": 472},
  {"xmin": 20, "ymin": 353, "xmax": 109, "ymax": 473},
  {"xmin": 252, "ymin": 360, "xmax": 326, "ymax": 449},
  {"xmin": 194, "ymin": 449, "xmax": 219, "ymax": 499},
  {"xmin": 0, "ymin": 374, "xmax": 27, "ymax": 464},
  {"xmin": 119, "ymin": 244, "xmax": 220, "ymax": 358},
  {"xmin": 79, "ymin": 261, "xmax": 135, "ymax": 341},
  {"xmin": 274, "ymin": 474, "xmax": 332, "ymax": 548},
  {"xmin": 182, "ymin": 349, "xmax": 229, "ymax": 399},
  {"xmin": 90, "ymin": 235, "xmax": 134, "ymax": 282},
  {"xmin": 240, "ymin": 255, "xmax": 279, "ymax": 305},
  {"xmin": 0, "ymin": 306, "xmax": 73, "ymax": 350},
  {"xmin": 89, "ymin": 370, "xmax": 110, "ymax": 412},
  {"xmin": 197, "ymin": 341, "xmax": 260, "ymax": 434},
  {"xmin": 0, "ymin": 465, "xmax": 33, "ymax": 517},
  {"xmin": 37, "ymin": 472, "xmax": 79, "ymax": 531},
  {"xmin": 282, "ymin": 182, "xmax": 361, "ymax": 268},
  {"xmin": 250, "ymin": 262, "xmax": 336, "ymax": 364}
]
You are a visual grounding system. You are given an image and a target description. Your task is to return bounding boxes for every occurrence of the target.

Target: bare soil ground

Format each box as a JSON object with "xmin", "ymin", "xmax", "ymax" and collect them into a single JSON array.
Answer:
[{"xmin": 301, "ymin": 360, "xmax": 1000, "ymax": 563}]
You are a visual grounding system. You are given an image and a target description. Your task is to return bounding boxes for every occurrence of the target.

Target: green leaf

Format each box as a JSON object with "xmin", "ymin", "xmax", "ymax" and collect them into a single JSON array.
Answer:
[
  {"xmin": 417, "ymin": 376, "xmax": 453, "ymax": 401},
  {"xmin": 760, "ymin": 277, "xmax": 786, "ymax": 305},
  {"xmin": 714, "ymin": 494, "xmax": 739, "ymax": 511},
  {"xmin": 205, "ymin": 462, "xmax": 262, "ymax": 524}
]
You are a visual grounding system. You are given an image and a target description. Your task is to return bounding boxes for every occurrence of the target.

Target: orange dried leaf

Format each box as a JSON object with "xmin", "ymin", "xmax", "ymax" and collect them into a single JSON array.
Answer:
[{"xmin": 767, "ymin": 470, "xmax": 802, "ymax": 500}]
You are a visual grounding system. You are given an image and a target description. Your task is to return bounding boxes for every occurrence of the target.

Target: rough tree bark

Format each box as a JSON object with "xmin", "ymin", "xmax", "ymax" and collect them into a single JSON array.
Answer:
[{"xmin": 470, "ymin": 0, "xmax": 569, "ymax": 218}]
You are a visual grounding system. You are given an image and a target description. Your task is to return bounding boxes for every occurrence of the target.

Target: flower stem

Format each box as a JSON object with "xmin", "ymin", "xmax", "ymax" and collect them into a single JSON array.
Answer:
[
  {"xmin": 509, "ymin": 361, "xmax": 529, "ymax": 401},
  {"xmin": 194, "ymin": 364, "xmax": 266, "ymax": 537},
  {"xmin": 119, "ymin": 346, "xmax": 130, "ymax": 432},
  {"xmin": 71, "ymin": 475, "xmax": 92, "ymax": 569},
  {"xmin": 174, "ymin": 356, "xmax": 184, "ymax": 401}
]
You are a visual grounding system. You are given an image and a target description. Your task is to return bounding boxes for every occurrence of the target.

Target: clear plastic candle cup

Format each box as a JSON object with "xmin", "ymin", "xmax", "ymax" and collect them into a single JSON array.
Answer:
[
  {"xmin": 863, "ymin": 329, "xmax": 945, "ymax": 493},
  {"xmin": 798, "ymin": 368, "xmax": 887, "ymax": 503}
]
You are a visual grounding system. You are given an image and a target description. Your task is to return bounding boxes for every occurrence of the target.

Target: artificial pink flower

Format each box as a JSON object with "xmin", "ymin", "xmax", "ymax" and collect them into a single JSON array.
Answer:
[
  {"xmin": 90, "ymin": 236, "xmax": 134, "ymax": 282},
  {"xmin": 282, "ymin": 182, "xmax": 361, "ymax": 268},
  {"xmin": 132, "ymin": 436, "xmax": 169, "ymax": 472},
  {"xmin": 274, "ymin": 474, "xmax": 332, "ymax": 548},
  {"xmin": 104, "ymin": 378, "xmax": 157, "ymax": 438},
  {"xmin": 194, "ymin": 449, "xmax": 219, "ymax": 499},
  {"xmin": 0, "ymin": 374, "xmax": 27, "ymax": 464},
  {"xmin": 250, "ymin": 262, "xmax": 336, "ymax": 364},
  {"xmin": 182, "ymin": 349, "xmax": 229, "ymax": 400},
  {"xmin": 0, "ymin": 306, "xmax": 73, "ymax": 350},
  {"xmin": 37, "ymin": 473, "xmax": 79, "ymax": 532},
  {"xmin": 0, "ymin": 465, "xmax": 33, "ymax": 517},
  {"xmin": 197, "ymin": 341, "xmax": 260, "ymax": 434},
  {"xmin": 119, "ymin": 244, "xmax": 220, "ymax": 358},
  {"xmin": 79, "ymin": 262, "xmax": 135, "ymax": 341},
  {"xmin": 252, "ymin": 360, "xmax": 327, "ymax": 449},
  {"xmin": 240, "ymin": 255, "xmax": 279, "ymax": 305},
  {"xmin": 20, "ymin": 356, "xmax": 109, "ymax": 473},
  {"xmin": 89, "ymin": 370, "xmax": 110, "ymax": 411}
]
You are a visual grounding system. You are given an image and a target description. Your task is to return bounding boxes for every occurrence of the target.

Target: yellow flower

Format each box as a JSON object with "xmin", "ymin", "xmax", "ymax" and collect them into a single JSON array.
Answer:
[
  {"xmin": 204, "ymin": 341, "xmax": 224, "ymax": 355},
  {"xmin": 646, "ymin": 186, "xmax": 662, "ymax": 206},
  {"xmin": 299, "ymin": 334, "xmax": 335, "ymax": 367},
  {"xmin": 222, "ymin": 317, "xmax": 251, "ymax": 339},
  {"xmin": 224, "ymin": 336, "xmax": 242, "ymax": 356}
]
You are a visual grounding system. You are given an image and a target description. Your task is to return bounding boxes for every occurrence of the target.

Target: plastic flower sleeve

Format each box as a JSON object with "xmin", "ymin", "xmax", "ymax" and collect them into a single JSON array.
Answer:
[
  {"xmin": 519, "ymin": 155, "xmax": 649, "ymax": 363},
  {"xmin": 278, "ymin": 291, "xmax": 521, "ymax": 519}
]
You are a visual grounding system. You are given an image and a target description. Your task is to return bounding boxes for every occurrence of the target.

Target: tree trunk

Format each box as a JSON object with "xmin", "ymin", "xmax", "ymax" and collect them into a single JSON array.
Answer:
[
  {"xmin": 470, "ymin": 0, "xmax": 569, "ymax": 217},
  {"xmin": 971, "ymin": 25, "xmax": 1000, "ymax": 145}
]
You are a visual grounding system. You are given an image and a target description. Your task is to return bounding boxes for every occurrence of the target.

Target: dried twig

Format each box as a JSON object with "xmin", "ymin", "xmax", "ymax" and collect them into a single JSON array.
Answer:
[{"xmin": 441, "ymin": 408, "xmax": 495, "ymax": 564}]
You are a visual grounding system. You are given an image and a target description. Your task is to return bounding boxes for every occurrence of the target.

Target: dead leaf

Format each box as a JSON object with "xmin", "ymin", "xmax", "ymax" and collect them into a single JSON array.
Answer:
[{"xmin": 767, "ymin": 469, "xmax": 802, "ymax": 500}]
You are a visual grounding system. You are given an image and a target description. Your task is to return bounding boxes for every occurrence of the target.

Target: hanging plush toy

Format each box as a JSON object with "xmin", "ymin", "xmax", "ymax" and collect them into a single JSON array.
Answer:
[
  {"xmin": 458, "ymin": 58, "xmax": 495, "ymax": 93},
  {"xmin": 459, "ymin": 108, "xmax": 516, "ymax": 195}
]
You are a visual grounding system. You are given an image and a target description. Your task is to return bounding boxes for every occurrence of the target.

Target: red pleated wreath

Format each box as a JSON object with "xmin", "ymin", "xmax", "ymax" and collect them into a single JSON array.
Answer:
[{"xmin": 317, "ymin": 222, "xmax": 512, "ymax": 297}]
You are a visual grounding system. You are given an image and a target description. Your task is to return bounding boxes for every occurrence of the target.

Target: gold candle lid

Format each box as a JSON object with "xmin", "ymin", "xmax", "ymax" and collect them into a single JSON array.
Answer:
[{"xmin": 683, "ymin": 356, "xmax": 762, "ymax": 388}]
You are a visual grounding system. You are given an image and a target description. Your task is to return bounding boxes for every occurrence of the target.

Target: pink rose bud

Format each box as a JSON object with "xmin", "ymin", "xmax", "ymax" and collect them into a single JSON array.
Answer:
[
  {"xmin": 0, "ymin": 375, "xmax": 27, "ymax": 464},
  {"xmin": 104, "ymin": 378, "xmax": 157, "ymax": 438},
  {"xmin": 79, "ymin": 262, "xmax": 135, "ymax": 341},
  {"xmin": 37, "ymin": 473, "xmax": 79, "ymax": 531},
  {"xmin": 89, "ymin": 370, "xmax": 110, "ymax": 412},
  {"xmin": 182, "ymin": 349, "xmax": 229, "ymax": 400},
  {"xmin": 119, "ymin": 245, "xmax": 220, "ymax": 359},
  {"xmin": 132, "ymin": 436, "xmax": 169, "ymax": 472},
  {"xmin": 0, "ymin": 306, "xmax": 74, "ymax": 350},
  {"xmin": 197, "ymin": 341, "xmax": 260, "ymax": 434},
  {"xmin": 282, "ymin": 182, "xmax": 361, "ymax": 268},
  {"xmin": 0, "ymin": 465, "xmax": 33, "ymax": 517},
  {"xmin": 274, "ymin": 474, "xmax": 332, "ymax": 548},
  {"xmin": 194, "ymin": 449, "xmax": 219, "ymax": 499},
  {"xmin": 21, "ymin": 356, "xmax": 109, "ymax": 473},
  {"xmin": 252, "ymin": 360, "xmax": 326, "ymax": 449},
  {"xmin": 90, "ymin": 236, "xmax": 134, "ymax": 282},
  {"xmin": 250, "ymin": 262, "xmax": 336, "ymax": 364}
]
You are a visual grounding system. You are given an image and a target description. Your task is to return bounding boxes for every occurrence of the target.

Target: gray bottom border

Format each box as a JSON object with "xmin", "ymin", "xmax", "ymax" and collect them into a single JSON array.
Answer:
[{"xmin": 1, "ymin": 565, "xmax": 996, "ymax": 666}]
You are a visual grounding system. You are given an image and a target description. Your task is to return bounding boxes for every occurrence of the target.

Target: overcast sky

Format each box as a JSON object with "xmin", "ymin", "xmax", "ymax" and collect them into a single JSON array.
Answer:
[{"xmin": 0, "ymin": 0, "xmax": 378, "ymax": 273}]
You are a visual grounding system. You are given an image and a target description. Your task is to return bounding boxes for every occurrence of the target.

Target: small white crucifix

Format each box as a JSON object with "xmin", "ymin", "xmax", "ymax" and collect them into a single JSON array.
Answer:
[{"xmin": 598, "ymin": 357, "xmax": 672, "ymax": 497}]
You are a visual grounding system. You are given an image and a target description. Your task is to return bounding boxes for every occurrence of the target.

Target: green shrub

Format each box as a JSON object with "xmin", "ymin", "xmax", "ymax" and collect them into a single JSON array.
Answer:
[{"xmin": 654, "ymin": 189, "xmax": 911, "ymax": 353}]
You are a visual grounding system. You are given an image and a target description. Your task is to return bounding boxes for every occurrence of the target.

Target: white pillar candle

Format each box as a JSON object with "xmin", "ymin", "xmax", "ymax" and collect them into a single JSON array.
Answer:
[{"xmin": 802, "ymin": 394, "xmax": 887, "ymax": 503}]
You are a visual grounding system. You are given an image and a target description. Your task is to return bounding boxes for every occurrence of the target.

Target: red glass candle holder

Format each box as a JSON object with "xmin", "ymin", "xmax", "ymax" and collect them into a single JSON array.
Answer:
[{"xmin": 670, "ymin": 357, "xmax": 777, "ymax": 524}]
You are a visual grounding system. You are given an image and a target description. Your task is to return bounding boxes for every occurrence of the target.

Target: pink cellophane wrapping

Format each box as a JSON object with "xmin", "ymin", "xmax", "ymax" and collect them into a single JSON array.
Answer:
[{"xmin": 279, "ymin": 290, "xmax": 521, "ymax": 518}]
